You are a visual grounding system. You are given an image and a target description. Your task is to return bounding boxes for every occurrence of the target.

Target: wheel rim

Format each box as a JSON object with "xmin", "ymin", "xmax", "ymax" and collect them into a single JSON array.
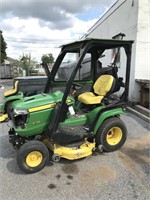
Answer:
[
  {"xmin": 26, "ymin": 151, "xmax": 43, "ymax": 167},
  {"xmin": 106, "ymin": 127, "xmax": 122, "ymax": 145}
]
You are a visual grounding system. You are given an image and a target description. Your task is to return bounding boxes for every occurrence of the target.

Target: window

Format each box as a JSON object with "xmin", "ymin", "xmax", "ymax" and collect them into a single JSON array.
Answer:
[
  {"xmin": 78, "ymin": 53, "xmax": 91, "ymax": 80},
  {"xmin": 55, "ymin": 52, "xmax": 78, "ymax": 81},
  {"xmin": 55, "ymin": 52, "xmax": 91, "ymax": 81},
  {"xmin": 112, "ymin": 33, "xmax": 125, "ymax": 67}
]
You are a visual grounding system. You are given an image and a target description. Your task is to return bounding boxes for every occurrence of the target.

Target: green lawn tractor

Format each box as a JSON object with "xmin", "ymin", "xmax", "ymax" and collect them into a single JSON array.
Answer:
[
  {"xmin": 0, "ymin": 67, "xmax": 49, "ymax": 123},
  {"xmin": 0, "ymin": 81, "xmax": 23, "ymax": 122},
  {"xmin": 8, "ymin": 38, "xmax": 133, "ymax": 173}
]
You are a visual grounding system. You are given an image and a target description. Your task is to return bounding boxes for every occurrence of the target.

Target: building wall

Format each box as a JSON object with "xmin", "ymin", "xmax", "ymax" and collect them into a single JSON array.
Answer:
[
  {"xmin": 135, "ymin": 0, "xmax": 150, "ymax": 80},
  {"xmin": 85, "ymin": 0, "xmax": 138, "ymax": 40},
  {"xmin": 83, "ymin": 0, "xmax": 145, "ymax": 103}
]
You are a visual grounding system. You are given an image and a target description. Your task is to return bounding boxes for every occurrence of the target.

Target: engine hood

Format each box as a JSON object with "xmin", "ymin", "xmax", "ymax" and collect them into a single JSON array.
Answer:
[{"xmin": 12, "ymin": 91, "xmax": 65, "ymax": 111}]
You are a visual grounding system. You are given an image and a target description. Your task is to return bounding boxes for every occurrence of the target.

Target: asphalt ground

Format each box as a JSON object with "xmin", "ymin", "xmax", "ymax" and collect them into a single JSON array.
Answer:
[{"xmin": 0, "ymin": 80, "xmax": 150, "ymax": 200}]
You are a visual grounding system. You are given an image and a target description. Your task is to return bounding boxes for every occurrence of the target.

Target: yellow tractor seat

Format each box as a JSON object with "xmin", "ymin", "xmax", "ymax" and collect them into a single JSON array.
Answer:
[
  {"xmin": 4, "ymin": 81, "xmax": 19, "ymax": 97},
  {"xmin": 78, "ymin": 75, "xmax": 115, "ymax": 104}
]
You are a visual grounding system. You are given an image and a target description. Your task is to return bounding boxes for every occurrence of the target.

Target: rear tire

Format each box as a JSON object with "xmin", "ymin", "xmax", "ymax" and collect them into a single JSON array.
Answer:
[
  {"xmin": 95, "ymin": 117, "xmax": 127, "ymax": 152},
  {"xmin": 17, "ymin": 140, "xmax": 49, "ymax": 173}
]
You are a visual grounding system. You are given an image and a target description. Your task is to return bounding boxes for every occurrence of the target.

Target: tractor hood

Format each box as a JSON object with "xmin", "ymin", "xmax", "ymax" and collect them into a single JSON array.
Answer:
[{"xmin": 12, "ymin": 91, "xmax": 65, "ymax": 111}]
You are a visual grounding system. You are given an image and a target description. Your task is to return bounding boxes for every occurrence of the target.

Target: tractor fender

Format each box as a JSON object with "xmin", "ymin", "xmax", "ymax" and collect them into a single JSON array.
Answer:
[
  {"xmin": 93, "ymin": 108, "xmax": 125, "ymax": 135},
  {"xmin": 0, "ymin": 93, "xmax": 23, "ymax": 113}
]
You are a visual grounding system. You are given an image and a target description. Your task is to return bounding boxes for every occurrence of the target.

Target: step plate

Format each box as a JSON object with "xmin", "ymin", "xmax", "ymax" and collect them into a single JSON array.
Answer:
[{"xmin": 53, "ymin": 125, "xmax": 92, "ymax": 145}]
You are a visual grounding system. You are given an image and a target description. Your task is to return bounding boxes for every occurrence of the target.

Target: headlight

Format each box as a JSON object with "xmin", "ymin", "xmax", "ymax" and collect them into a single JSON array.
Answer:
[
  {"xmin": 13, "ymin": 109, "xmax": 29, "ymax": 129},
  {"xmin": 14, "ymin": 109, "xmax": 29, "ymax": 116}
]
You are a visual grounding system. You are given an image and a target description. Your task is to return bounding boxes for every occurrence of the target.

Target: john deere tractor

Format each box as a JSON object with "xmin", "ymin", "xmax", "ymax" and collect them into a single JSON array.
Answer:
[{"xmin": 8, "ymin": 38, "xmax": 133, "ymax": 173}]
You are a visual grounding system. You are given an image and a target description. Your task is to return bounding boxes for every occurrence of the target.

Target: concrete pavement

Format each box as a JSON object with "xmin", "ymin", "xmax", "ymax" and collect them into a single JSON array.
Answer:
[{"xmin": 0, "ymin": 80, "xmax": 149, "ymax": 200}]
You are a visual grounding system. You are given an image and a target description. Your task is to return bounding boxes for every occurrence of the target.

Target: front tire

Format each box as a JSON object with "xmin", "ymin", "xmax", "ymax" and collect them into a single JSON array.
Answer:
[
  {"xmin": 17, "ymin": 140, "xmax": 49, "ymax": 173},
  {"xmin": 95, "ymin": 117, "xmax": 127, "ymax": 152}
]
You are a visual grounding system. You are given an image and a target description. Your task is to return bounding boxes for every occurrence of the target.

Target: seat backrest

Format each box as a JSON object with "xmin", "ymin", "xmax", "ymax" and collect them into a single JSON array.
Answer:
[
  {"xmin": 93, "ymin": 75, "xmax": 115, "ymax": 96},
  {"xmin": 4, "ymin": 80, "xmax": 19, "ymax": 97}
]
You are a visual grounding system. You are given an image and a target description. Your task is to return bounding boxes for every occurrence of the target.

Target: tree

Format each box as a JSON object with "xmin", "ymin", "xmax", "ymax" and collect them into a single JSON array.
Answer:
[
  {"xmin": 0, "ymin": 30, "xmax": 7, "ymax": 63},
  {"xmin": 18, "ymin": 54, "xmax": 36, "ymax": 76},
  {"xmin": 41, "ymin": 53, "xmax": 54, "ymax": 64}
]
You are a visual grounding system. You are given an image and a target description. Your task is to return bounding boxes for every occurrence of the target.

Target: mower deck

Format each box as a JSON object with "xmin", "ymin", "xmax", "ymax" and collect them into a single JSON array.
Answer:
[{"xmin": 42, "ymin": 137, "xmax": 95, "ymax": 161}]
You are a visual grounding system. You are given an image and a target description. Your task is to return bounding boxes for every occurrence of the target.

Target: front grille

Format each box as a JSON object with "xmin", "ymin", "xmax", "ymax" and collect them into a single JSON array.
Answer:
[
  {"xmin": 11, "ymin": 108, "xmax": 28, "ymax": 129},
  {"xmin": 14, "ymin": 114, "xmax": 28, "ymax": 128}
]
